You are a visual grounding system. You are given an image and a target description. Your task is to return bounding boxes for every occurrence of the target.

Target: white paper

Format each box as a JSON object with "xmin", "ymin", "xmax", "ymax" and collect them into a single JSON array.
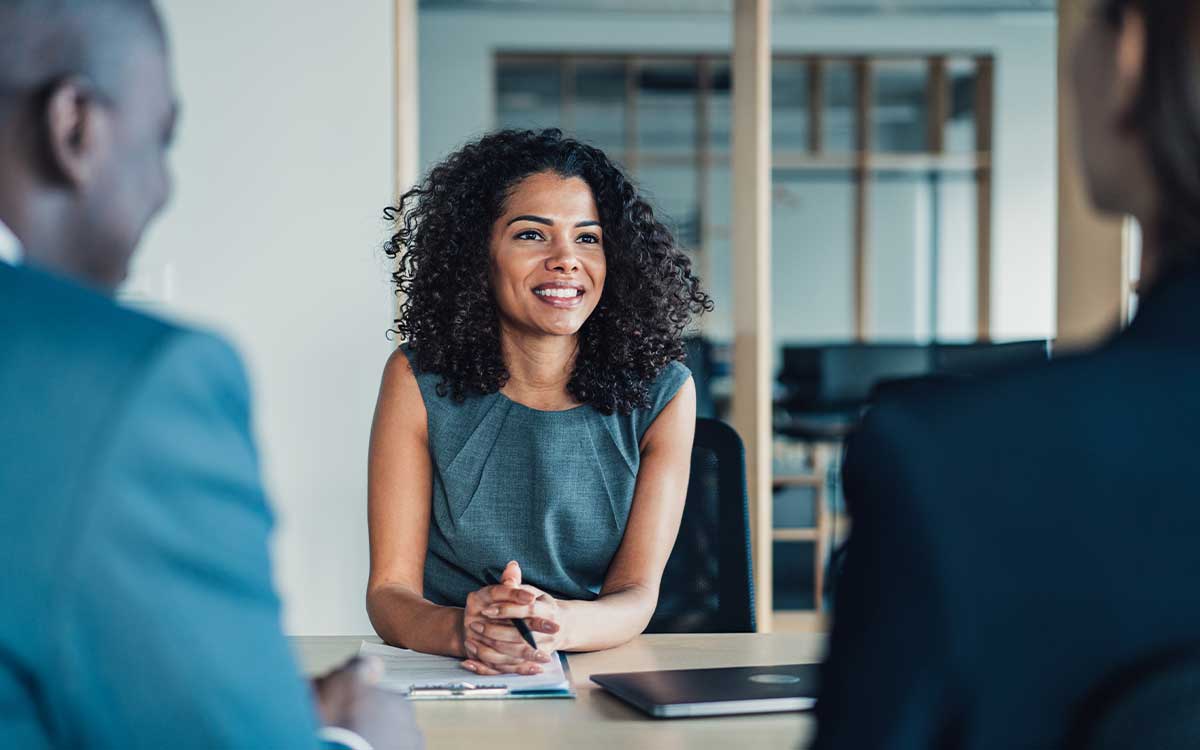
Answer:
[{"xmin": 358, "ymin": 641, "xmax": 570, "ymax": 693}]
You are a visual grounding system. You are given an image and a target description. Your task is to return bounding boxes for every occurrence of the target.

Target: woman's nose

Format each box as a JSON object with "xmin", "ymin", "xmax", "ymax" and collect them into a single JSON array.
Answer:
[{"xmin": 545, "ymin": 240, "xmax": 580, "ymax": 273}]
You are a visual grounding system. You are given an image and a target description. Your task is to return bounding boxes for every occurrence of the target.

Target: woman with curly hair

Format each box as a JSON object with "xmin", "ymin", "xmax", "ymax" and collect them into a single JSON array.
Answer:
[{"xmin": 366, "ymin": 129, "xmax": 712, "ymax": 676}]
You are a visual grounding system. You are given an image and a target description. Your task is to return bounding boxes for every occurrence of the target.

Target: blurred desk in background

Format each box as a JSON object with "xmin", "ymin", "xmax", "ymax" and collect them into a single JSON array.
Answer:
[{"xmin": 293, "ymin": 633, "xmax": 821, "ymax": 749}]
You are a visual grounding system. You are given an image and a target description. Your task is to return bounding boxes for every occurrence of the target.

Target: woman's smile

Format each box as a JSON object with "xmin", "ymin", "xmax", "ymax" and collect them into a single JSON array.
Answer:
[{"xmin": 532, "ymin": 282, "xmax": 585, "ymax": 308}]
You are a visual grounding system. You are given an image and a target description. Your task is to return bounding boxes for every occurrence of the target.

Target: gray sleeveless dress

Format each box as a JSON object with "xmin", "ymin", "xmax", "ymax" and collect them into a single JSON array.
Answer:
[{"xmin": 402, "ymin": 344, "xmax": 691, "ymax": 607}]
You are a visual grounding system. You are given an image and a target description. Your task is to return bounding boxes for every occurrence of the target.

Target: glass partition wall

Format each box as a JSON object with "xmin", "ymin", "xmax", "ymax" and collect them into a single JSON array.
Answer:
[{"xmin": 497, "ymin": 52, "xmax": 994, "ymax": 347}]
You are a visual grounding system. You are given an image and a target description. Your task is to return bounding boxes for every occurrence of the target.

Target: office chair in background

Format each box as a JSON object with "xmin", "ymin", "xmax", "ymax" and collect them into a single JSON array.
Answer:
[{"xmin": 647, "ymin": 417, "xmax": 756, "ymax": 634}]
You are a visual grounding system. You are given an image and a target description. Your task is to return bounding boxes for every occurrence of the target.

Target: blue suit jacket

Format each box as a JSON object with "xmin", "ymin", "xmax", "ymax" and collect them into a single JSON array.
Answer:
[{"xmin": 0, "ymin": 262, "xmax": 318, "ymax": 748}]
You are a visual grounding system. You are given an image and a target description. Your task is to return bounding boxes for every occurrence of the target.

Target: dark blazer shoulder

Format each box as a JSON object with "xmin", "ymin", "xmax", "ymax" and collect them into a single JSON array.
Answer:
[
  {"xmin": 843, "ymin": 348, "xmax": 1121, "ymax": 524},
  {"xmin": 864, "ymin": 346, "xmax": 1113, "ymax": 444}
]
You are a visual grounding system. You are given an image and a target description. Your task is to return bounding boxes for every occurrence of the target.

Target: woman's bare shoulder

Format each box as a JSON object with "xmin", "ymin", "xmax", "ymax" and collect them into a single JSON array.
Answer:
[{"xmin": 376, "ymin": 345, "xmax": 428, "ymax": 438}]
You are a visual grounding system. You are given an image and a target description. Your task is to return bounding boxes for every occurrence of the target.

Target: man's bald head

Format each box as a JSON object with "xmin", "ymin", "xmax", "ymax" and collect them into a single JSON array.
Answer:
[
  {"xmin": 0, "ymin": 0, "xmax": 165, "ymax": 118},
  {"xmin": 0, "ymin": 0, "xmax": 175, "ymax": 290}
]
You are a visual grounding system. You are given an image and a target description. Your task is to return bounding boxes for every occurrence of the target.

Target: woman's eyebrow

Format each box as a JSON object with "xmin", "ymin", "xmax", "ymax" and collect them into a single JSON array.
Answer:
[
  {"xmin": 506, "ymin": 214, "xmax": 552, "ymax": 226},
  {"xmin": 505, "ymin": 215, "xmax": 601, "ymax": 228}
]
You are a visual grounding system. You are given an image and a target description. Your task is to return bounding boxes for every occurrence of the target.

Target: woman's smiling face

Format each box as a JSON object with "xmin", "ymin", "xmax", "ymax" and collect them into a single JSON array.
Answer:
[{"xmin": 488, "ymin": 171, "xmax": 607, "ymax": 338}]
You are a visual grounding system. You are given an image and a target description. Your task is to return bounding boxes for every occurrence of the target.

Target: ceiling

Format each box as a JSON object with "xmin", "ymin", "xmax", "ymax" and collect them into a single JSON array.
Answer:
[{"xmin": 422, "ymin": 0, "xmax": 1054, "ymax": 14}]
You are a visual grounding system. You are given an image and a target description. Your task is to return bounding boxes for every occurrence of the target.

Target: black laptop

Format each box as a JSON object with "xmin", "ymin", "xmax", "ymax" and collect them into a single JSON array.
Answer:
[{"xmin": 591, "ymin": 664, "xmax": 819, "ymax": 718}]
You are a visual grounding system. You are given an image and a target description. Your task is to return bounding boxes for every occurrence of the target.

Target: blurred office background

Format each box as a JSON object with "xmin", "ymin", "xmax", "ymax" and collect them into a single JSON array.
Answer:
[{"xmin": 125, "ymin": 0, "xmax": 1121, "ymax": 636}]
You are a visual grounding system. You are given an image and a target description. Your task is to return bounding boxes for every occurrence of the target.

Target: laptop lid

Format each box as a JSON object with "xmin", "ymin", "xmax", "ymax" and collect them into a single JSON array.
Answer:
[{"xmin": 591, "ymin": 663, "xmax": 819, "ymax": 718}]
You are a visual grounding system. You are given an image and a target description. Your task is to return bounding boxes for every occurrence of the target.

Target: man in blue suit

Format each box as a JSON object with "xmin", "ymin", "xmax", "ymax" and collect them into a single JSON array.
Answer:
[{"xmin": 0, "ymin": 1, "xmax": 419, "ymax": 748}]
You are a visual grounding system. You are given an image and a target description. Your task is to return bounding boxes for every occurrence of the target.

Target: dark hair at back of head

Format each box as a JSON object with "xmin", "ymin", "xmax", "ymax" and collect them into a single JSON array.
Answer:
[{"xmin": 1102, "ymin": 0, "xmax": 1200, "ymax": 266}]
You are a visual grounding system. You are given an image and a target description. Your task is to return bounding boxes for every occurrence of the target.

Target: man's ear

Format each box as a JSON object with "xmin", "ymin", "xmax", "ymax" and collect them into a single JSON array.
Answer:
[
  {"xmin": 1114, "ymin": 6, "xmax": 1147, "ymax": 130},
  {"xmin": 42, "ymin": 77, "xmax": 111, "ymax": 188}
]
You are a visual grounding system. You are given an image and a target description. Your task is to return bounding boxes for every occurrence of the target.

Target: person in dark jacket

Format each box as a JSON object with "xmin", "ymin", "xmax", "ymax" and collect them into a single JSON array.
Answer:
[{"xmin": 813, "ymin": 1, "xmax": 1200, "ymax": 748}]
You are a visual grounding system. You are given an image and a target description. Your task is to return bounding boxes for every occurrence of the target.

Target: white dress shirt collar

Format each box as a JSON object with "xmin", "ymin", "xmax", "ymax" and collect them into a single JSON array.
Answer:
[
  {"xmin": 317, "ymin": 726, "xmax": 376, "ymax": 750},
  {"xmin": 0, "ymin": 217, "xmax": 22, "ymax": 266}
]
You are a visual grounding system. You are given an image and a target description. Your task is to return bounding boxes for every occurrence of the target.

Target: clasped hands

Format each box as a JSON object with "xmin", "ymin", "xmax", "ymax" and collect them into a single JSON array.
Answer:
[{"xmin": 462, "ymin": 560, "xmax": 564, "ymax": 675}]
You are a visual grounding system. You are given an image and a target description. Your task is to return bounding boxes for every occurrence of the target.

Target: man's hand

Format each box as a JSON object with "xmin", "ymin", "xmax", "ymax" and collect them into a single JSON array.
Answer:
[{"xmin": 314, "ymin": 656, "xmax": 423, "ymax": 750}]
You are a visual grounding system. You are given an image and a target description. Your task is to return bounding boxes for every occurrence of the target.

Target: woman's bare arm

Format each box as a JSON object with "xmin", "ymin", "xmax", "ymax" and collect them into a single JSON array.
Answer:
[
  {"xmin": 365, "ymin": 349, "xmax": 465, "ymax": 656},
  {"xmin": 555, "ymin": 376, "xmax": 696, "ymax": 651}
]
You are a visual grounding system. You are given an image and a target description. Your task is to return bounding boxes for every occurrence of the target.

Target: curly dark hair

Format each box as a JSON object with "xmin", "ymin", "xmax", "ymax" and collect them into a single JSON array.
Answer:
[{"xmin": 384, "ymin": 128, "xmax": 712, "ymax": 416}]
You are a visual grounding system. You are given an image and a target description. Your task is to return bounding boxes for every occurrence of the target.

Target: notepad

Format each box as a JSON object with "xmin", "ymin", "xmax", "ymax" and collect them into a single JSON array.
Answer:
[{"xmin": 358, "ymin": 641, "xmax": 574, "ymax": 699}]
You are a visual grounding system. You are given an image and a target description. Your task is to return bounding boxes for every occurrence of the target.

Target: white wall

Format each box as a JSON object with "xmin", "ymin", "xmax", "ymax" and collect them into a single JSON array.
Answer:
[
  {"xmin": 419, "ymin": 8, "xmax": 1058, "ymax": 342},
  {"xmin": 130, "ymin": 0, "xmax": 395, "ymax": 635}
]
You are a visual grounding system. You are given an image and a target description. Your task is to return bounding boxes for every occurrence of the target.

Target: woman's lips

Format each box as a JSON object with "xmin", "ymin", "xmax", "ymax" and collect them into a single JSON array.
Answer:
[{"xmin": 532, "ymin": 285, "xmax": 584, "ymax": 308}]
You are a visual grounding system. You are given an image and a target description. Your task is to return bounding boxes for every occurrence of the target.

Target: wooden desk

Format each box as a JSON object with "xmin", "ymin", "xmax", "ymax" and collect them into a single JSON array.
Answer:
[{"xmin": 293, "ymin": 633, "xmax": 823, "ymax": 749}]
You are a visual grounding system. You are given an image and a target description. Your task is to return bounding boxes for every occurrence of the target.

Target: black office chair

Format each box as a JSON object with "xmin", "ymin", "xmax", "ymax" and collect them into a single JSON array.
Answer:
[
  {"xmin": 1067, "ymin": 645, "xmax": 1200, "ymax": 750},
  {"xmin": 645, "ymin": 418, "xmax": 755, "ymax": 634}
]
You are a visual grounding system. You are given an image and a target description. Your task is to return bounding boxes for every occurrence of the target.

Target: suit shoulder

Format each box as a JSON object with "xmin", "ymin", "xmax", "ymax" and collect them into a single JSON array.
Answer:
[
  {"xmin": 1, "ymin": 263, "xmax": 181, "ymax": 361},
  {"xmin": 869, "ymin": 349, "xmax": 1110, "ymax": 436},
  {"xmin": 848, "ymin": 350, "xmax": 1120, "ymax": 500},
  {"xmin": 139, "ymin": 329, "xmax": 250, "ymax": 402},
  {"xmin": 1, "ymin": 264, "xmax": 248, "ymax": 434}
]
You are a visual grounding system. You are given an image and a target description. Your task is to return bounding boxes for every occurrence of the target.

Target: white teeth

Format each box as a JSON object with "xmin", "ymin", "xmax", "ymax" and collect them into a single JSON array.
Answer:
[{"xmin": 535, "ymin": 288, "xmax": 580, "ymax": 299}]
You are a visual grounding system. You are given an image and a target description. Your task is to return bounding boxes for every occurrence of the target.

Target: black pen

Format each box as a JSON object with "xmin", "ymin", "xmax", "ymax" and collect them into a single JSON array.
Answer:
[{"xmin": 483, "ymin": 570, "xmax": 540, "ymax": 651}]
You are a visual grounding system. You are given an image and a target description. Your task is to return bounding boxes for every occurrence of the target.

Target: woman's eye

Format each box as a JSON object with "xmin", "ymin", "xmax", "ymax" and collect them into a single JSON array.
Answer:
[
  {"xmin": 577, "ymin": 233, "xmax": 600, "ymax": 245},
  {"xmin": 515, "ymin": 229, "xmax": 545, "ymax": 241}
]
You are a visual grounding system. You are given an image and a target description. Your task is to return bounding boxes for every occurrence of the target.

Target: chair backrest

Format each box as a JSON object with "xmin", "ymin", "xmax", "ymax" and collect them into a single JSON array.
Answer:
[
  {"xmin": 646, "ymin": 418, "xmax": 755, "ymax": 634},
  {"xmin": 1068, "ymin": 645, "xmax": 1200, "ymax": 750}
]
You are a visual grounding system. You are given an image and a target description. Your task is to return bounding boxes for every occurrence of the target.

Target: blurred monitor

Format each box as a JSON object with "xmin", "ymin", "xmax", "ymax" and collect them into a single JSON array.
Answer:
[
  {"xmin": 933, "ymin": 340, "xmax": 1051, "ymax": 377},
  {"xmin": 779, "ymin": 340, "xmax": 1052, "ymax": 413},
  {"xmin": 779, "ymin": 343, "xmax": 931, "ymax": 411}
]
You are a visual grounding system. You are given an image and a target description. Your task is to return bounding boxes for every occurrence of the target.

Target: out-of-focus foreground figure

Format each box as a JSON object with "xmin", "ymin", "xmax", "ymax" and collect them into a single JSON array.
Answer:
[
  {"xmin": 0, "ymin": 1, "xmax": 419, "ymax": 748},
  {"xmin": 813, "ymin": 1, "xmax": 1200, "ymax": 748}
]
